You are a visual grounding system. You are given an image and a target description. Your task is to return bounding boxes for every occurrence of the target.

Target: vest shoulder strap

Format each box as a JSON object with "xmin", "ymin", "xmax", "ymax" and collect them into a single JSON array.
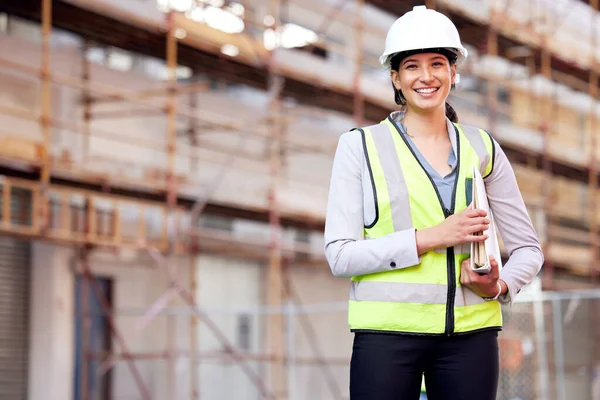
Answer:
[
  {"xmin": 351, "ymin": 122, "xmax": 389, "ymax": 136},
  {"xmin": 355, "ymin": 121, "xmax": 411, "ymax": 235},
  {"xmin": 453, "ymin": 122, "xmax": 495, "ymax": 178}
]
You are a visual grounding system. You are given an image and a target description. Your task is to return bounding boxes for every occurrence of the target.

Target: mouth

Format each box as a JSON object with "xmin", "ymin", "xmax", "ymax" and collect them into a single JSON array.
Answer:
[{"xmin": 414, "ymin": 87, "xmax": 440, "ymax": 95}]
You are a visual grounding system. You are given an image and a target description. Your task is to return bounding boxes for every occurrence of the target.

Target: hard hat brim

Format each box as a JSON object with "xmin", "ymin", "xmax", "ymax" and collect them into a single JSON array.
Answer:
[{"xmin": 380, "ymin": 47, "xmax": 468, "ymax": 69}]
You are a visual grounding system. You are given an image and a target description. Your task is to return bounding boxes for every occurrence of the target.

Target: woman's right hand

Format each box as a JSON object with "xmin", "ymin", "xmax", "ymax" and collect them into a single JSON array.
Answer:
[
  {"xmin": 436, "ymin": 207, "xmax": 490, "ymax": 247},
  {"xmin": 416, "ymin": 207, "xmax": 490, "ymax": 254}
]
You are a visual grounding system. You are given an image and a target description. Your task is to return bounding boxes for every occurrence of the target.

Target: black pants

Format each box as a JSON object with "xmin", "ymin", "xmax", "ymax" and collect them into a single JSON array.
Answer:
[{"xmin": 350, "ymin": 330, "xmax": 499, "ymax": 400}]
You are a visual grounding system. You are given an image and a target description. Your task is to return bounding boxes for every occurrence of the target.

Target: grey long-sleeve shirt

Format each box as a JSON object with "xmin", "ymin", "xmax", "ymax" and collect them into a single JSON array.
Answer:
[{"xmin": 324, "ymin": 111, "xmax": 544, "ymax": 304}]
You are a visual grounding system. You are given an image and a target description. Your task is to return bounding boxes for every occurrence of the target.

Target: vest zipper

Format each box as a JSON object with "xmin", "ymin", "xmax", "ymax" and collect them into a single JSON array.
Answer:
[
  {"xmin": 445, "ymin": 219, "xmax": 456, "ymax": 336},
  {"xmin": 390, "ymin": 117, "xmax": 461, "ymax": 336},
  {"xmin": 445, "ymin": 126, "xmax": 460, "ymax": 336}
]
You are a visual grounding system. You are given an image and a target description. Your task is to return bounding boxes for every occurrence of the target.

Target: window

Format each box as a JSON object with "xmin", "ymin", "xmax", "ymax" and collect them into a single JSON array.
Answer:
[
  {"xmin": 86, "ymin": 47, "xmax": 133, "ymax": 72},
  {"xmin": 6, "ymin": 16, "xmax": 41, "ymax": 44},
  {"xmin": 237, "ymin": 314, "xmax": 251, "ymax": 351},
  {"xmin": 264, "ymin": 23, "xmax": 318, "ymax": 51},
  {"xmin": 198, "ymin": 214, "xmax": 234, "ymax": 231},
  {"xmin": 295, "ymin": 228, "xmax": 310, "ymax": 244},
  {"xmin": 107, "ymin": 49, "xmax": 133, "ymax": 72},
  {"xmin": 578, "ymin": 112, "xmax": 586, "ymax": 149},
  {"xmin": 497, "ymin": 86, "xmax": 511, "ymax": 104},
  {"xmin": 0, "ymin": 13, "xmax": 7, "ymax": 34},
  {"xmin": 134, "ymin": 55, "xmax": 193, "ymax": 80},
  {"xmin": 86, "ymin": 47, "xmax": 107, "ymax": 65}
]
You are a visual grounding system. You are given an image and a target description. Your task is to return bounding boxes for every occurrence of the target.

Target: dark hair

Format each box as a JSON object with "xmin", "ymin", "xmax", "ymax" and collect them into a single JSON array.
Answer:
[
  {"xmin": 390, "ymin": 49, "xmax": 459, "ymax": 123},
  {"xmin": 444, "ymin": 102, "xmax": 458, "ymax": 123}
]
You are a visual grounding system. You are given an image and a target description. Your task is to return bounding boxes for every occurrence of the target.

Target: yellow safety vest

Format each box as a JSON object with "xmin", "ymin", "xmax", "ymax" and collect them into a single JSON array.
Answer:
[{"xmin": 348, "ymin": 115, "xmax": 502, "ymax": 335}]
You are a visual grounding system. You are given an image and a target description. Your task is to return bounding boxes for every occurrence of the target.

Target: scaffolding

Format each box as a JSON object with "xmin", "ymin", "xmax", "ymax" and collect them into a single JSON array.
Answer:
[{"xmin": 0, "ymin": 0, "xmax": 600, "ymax": 399}]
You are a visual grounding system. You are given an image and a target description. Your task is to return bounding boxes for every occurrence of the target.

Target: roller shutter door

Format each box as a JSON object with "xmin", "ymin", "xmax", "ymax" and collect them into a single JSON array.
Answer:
[{"xmin": 0, "ymin": 237, "xmax": 31, "ymax": 400}]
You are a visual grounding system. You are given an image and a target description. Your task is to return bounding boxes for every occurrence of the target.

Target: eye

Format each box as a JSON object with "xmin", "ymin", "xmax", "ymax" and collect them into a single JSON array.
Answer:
[
  {"xmin": 405, "ymin": 64, "xmax": 417, "ymax": 70},
  {"xmin": 432, "ymin": 61, "xmax": 444, "ymax": 67}
]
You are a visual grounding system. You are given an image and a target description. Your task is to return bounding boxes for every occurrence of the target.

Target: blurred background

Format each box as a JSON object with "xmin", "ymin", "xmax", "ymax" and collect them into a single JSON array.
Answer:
[{"xmin": 0, "ymin": 0, "xmax": 598, "ymax": 399}]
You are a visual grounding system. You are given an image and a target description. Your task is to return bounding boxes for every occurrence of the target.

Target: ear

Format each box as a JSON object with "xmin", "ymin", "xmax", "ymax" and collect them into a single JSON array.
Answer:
[
  {"xmin": 390, "ymin": 69, "xmax": 401, "ymax": 90},
  {"xmin": 450, "ymin": 64, "xmax": 457, "ymax": 85}
]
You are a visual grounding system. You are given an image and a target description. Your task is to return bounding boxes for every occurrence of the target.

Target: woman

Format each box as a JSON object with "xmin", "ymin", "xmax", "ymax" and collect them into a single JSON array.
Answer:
[{"xmin": 324, "ymin": 6, "xmax": 544, "ymax": 400}]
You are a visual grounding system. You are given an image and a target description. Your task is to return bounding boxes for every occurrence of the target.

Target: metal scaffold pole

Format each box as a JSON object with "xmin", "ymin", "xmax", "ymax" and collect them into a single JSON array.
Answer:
[
  {"xmin": 79, "ymin": 252, "xmax": 91, "ymax": 400},
  {"xmin": 189, "ymin": 254, "xmax": 200, "ymax": 400},
  {"xmin": 590, "ymin": 0, "xmax": 599, "ymax": 284},
  {"xmin": 78, "ymin": 38, "xmax": 92, "ymax": 400},
  {"xmin": 352, "ymin": 0, "xmax": 364, "ymax": 125},
  {"xmin": 541, "ymin": 44, "xmax": 554, "ymax": 288},
  {"xmin": 166, "ymin": 9, "xmax": 178, "ymax": 230},
  {"xmin": 40, "ymin": 0, "xmax": 52, "ymax": 232},
  {"xmin": 82, "ymin": 40, "xmax": 91, "ymax": 164},
  {"xmin": 589, "ymin": 0, "xmax": 600, "ymax": 385},
  {"xmin": 486, "ymin": 23, "xmax": 498, "ymax": 135},
  {"xmin": 266, "ymin": 0, "xmax": 287, "ymax": 397},
  {"xmin": 79, "ymin": 198, "xmax": 96, "ymax": 400},
  {"xmin": 165, "ymin": 10, "xmax": 178, "ymax": 398}
]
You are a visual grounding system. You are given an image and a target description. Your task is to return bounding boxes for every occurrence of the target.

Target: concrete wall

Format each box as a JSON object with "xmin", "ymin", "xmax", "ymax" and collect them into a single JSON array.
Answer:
[
  {"xmin": 195, "ymin": 255, "xmax": 264, "ymax": 400},
  {"xmin": 28, "ymin": 242, "xmax": 75, "ymax": 400}
]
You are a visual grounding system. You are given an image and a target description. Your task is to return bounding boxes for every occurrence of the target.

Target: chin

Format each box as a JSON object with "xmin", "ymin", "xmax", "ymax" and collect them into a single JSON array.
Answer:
[{"xmin": 411, "ymin": 100, "xmax": 445, "ymax": 113}]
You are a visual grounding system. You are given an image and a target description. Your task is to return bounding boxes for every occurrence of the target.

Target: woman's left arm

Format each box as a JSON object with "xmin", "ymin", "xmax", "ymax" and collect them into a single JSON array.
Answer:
[{"xmin": 484, "ymin": 138, "xmax": 545, "ymax": 304}]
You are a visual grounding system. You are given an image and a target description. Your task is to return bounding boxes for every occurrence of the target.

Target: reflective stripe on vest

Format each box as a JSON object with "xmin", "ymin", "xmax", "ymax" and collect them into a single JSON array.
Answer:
[{"xmin": 348, "ymin": 116, "xmax": 502, "ymax": 335}]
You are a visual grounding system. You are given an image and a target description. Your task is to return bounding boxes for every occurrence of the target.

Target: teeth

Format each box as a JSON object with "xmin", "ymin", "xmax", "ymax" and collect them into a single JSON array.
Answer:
[{"xmin": 416, "ymin": 88, "xmax": 438, "ymax": 94}]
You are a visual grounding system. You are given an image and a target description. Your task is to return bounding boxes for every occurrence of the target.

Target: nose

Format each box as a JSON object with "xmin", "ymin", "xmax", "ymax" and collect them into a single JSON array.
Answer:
[{"xmin": 419, "ymin": 67, "xmax": 434, "ymax": 82}]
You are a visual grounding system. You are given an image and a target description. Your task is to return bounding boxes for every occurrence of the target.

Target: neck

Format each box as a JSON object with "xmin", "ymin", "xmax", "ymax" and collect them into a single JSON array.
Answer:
[{"xmin": 403, "ymin": 105, "xmax": 447, "ymax": 140}]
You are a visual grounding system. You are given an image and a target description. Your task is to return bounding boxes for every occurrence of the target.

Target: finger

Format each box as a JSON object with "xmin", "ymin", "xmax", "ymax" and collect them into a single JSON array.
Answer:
[
  {"xmin": 465, "ymin": 234, "xmax": 489, "ymax": 242},
  {"xmin": 468, "ymin": 270, "xmax": 488, "ymax": 285},
  {"xmin": 466, "ymin": 223, "xmax": 490, "ymax": 234},
  {"xmin": 489, "ymin": 255, "xmax": 500, "ymax": 278},
  {"xmin": 465, "ymin": 208, "xmax": 487, "ymax": 218},
  {"xmin": 460, "ymin": 264, "xmax": 469, "ymax": 285},
  {"xmin": 460, "ymin": 257, "xmax": 470, "ymax": 268},
  {"xmin": 466, "ymin": 217, "xmax": 490, "ymax": 226},
  {"xmin": 461, "ymin": 258, "xmax": 479, "ymax": 283},
  {"xmin": 460, "ymin": 257, "xmax": 471, "ymax": 272},
  {"xmin": 459, "ymin": 207, "xmax": 477, "ymax": 217}
]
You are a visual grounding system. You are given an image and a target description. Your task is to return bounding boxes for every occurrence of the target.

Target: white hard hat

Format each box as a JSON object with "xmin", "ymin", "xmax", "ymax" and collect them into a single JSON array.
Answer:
[{"xmin": 379, "ymin": 6, "xmax": 468, "ymax": 68}]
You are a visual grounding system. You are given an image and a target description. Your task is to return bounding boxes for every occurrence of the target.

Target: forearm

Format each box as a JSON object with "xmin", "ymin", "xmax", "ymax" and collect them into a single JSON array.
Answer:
[
  {"xmin": 498, "ymin": 246, "xmax": 544, "ymax": 303},
  {"xmin": 325, "ymin": 228, "xmax": 421, "ymax": 278}
]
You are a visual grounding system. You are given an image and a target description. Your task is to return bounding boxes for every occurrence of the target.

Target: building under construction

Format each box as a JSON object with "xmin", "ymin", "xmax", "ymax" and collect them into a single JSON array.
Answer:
[{"xmin": 0, "ymin": 0, "xmax": 599, "ymax": 399}]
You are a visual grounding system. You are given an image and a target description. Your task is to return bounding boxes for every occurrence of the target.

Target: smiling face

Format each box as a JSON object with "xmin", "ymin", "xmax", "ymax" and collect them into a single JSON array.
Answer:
[{"xmin": 391, "ymin": 52, "xmax": 456, "ymax": 114}]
